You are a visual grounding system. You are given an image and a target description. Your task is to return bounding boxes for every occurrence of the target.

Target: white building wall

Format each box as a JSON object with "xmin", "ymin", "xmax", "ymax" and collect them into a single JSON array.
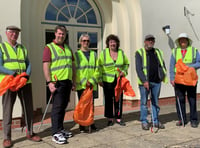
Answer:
[
  {"xmin": 0, "ymin": 0, "xmax": 22, "ymax": 118},
  {"xmin": 140, "ymin": 0, "xmax": 200, "ymax": 98}
]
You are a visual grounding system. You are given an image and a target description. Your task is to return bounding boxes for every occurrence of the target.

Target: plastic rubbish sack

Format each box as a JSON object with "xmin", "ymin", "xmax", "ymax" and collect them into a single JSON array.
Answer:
[
  {"xmin": 115, "ymin": 76, "xmax": 136, "ymax": 102},
  {"xmin": 175, "ymin": 59, "xmax": 198, "ymax": 86},
  {"xmin": 73, "ymin": 87, "xmax": 94, "ymax": 126},
  {"xmin": 0, "ymin": 75, "xmax": 14, "ymax": 96},
  {"xmin": 9, "ymin": 72, "xmax": 28, "ymax": 91}
]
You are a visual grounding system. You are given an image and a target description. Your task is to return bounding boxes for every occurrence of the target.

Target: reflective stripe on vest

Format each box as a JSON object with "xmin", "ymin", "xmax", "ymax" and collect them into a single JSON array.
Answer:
[
  {"xmin": 0, "ymin": 42, "xmax": 27, "ymax": 82},
  {"xmin": 75, "ymin": 50, "xmax": 97, "ymax": 90},
  {"xmin": 102, "ymin": 48, "xmax": 125, "ymax": 82},
  {"xmin": 47, "ymin": 43, "xmax": 72, "ymax": 81},
  {"xmin": 136, "ymin": 48, "xmax": 166, "ymax": 84},
  {"xmin": 173, "ymin": 46, "xmax": 196, "ymax": 72}
]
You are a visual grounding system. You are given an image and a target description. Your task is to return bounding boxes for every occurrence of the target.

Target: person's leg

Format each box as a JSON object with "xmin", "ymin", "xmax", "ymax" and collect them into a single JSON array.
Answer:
[
  {"xmin": 175, "ymin": 84, "xmax": 187, "ymax": 124},
  {"xmin": 139, "ymin": 85, "xmax": 149, "ymax": 124},
  {"xmin": 103, "ymin": 81, "xmax": 115, "ymax": 125},
  {"xmin": 150, "ymin": 82, "xmax": 161, "ymax": 124},
  {"xmin": 2, "ymin": 90, "xmax": 17, "ymax": 140},
  {"xmin": 18, "ymin": 84, "xmax": 33, "ymax": 135},
  {"xmin": 186, "ymin": 85, "xmax": 198, "ymax": 127},
  {"xmin": 51, "ymin": 80, "xmax": 71, "ymax": 135}
]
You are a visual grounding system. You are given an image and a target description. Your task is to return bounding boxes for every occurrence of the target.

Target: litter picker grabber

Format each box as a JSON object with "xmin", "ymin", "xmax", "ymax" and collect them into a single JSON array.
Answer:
[
  {"xmin": 38, "ymin": 75, "xmax": 58, "ymax": 131},
  {"xmin": 149, "ymin": 92, "xmax": 159, "ymax": 133},
  {"xmin": 118, "ymin": 76, "xmax": 122, "ymax": 117},
  {"xmin": 176, "ymin": 96, "xmax": 185, "ymax": 127},
  {"xmin": 21, "ymin": 89, "xmax": 33, "ymax": 135},
  {"xmin": 37, "ymin": 94, "xmax": 53, "ymax": 131}
]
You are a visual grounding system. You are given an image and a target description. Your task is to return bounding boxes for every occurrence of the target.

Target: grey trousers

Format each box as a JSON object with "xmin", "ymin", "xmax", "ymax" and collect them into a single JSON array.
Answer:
[{"xmin": 2, "ymin": 83, "xmax": 33, "ymax": 140}]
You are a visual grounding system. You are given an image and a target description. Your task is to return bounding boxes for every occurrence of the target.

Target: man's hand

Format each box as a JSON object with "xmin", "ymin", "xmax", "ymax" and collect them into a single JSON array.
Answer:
[
  {"xmin": 143, "ymin": 81, "xmax": 149, "ymax": 91},
  {"xmin": 48, "ymin": 82, "xmax": 57, "ymax": 94},
  {"xmin": 170, "ymin": 80, "xmax": 175, "ymax": 87}
]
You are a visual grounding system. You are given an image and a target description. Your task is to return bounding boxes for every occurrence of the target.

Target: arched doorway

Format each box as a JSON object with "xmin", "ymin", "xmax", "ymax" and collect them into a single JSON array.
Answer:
[{"xmin": 41, "ymin": 0, "xmax": 103, "ymax": 109}]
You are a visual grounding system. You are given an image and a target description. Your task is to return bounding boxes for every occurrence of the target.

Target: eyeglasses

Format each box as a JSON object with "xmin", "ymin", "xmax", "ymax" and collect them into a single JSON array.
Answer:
[{"xmin": 82, "ymin": 40, "xmax": 90, "ymax": 42}]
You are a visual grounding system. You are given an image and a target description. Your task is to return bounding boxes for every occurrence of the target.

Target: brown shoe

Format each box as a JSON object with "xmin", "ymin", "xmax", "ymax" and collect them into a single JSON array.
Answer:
[
  {"xmin": 3, "ymin": 139, "xmax": 12, "ymax": 148},
  {"xmin": 27, "ymin": 133, "xmax": 41, "ymax": 142}
]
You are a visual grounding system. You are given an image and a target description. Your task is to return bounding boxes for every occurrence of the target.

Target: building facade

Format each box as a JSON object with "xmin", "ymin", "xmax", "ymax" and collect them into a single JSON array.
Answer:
[{"xmin": 0, "ymin": 0, "xmax": 200, "ymax": 119}]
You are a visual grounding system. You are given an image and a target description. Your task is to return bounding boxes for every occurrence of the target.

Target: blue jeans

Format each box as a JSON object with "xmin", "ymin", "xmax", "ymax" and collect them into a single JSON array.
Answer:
[{"xmin": 139, "ymin": 82, "xmax": 161, "ymax": 124}]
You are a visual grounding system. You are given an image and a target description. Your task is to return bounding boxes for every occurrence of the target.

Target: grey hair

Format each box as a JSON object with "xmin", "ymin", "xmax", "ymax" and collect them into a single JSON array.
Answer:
[{"xmin": 79, "ymin": 34, "xmax": 90, "ymax": 44}]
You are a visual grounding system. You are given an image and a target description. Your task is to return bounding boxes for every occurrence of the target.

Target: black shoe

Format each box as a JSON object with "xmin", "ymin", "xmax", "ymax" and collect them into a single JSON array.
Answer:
[
  {"xmin": 141, "ymin": 123, "xmax": 149, "ymax": 130},
  {"xmin": 107, "ymin": 120, "xmax": 114, "ymax": 126},
  {"xmin": 116, "ymin": 120, "xmax": 126, "ymax": 126},
  {"xmin": 90, "ymin": 124, "xmax": 99, "ymax": 131},
  {"xmin": 154, "ymin": 122, "xmax": 165, "ymax": 129},
  {"xmin": 191, "ymin": 121, "xmax": 198, "ymax": 128},
  {"xmin": 176, "ymin": 120, "xmax": 187, "ymax": 126},
  {"xmin": 79, "ymin": 125, "xmax": 85, "ymax": 133}
]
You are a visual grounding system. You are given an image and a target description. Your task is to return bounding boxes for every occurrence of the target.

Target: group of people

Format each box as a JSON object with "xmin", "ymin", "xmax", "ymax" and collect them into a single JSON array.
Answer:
[{"xmin": 0, "ymin": 24, "xmax": 199, "ymax": 147}]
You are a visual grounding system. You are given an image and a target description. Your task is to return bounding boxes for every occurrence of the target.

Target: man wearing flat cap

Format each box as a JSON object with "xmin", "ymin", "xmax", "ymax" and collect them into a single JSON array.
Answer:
[
  {"xmin": 135, "ymin": 34, "xmax": 167, "ymax": 131},
  {"xmin": 0, "ymin": 26, "xmax": 41, "ymax": 148},
  {"xmin": 170, "ymin": 33, "xmax": 200, "ymax": 128}
]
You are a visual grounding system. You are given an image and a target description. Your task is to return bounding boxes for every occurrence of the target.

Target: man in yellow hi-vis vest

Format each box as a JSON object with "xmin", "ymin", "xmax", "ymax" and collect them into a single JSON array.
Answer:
[
  {"xmin": 170, "ymin": 33, "xmax": 200, "ymax": 128},
  {"xmin": 43, "ymin": 25, "xmax": 76, "ymax": 145},
  {"xmin": 0, "ymin": 26, "xmax": 41, "ymax": 148},
  {"xmin": 135, "ymin": 34, "xmax": 167, "ymax": 131}
]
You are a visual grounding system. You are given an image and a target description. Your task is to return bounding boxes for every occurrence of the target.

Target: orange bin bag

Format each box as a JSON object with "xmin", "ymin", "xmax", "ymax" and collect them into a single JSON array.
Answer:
[
  {"xmin": 174, "ymin": 59, "xmax": 189, "ymax": 85},
  {"xmin": 115, "ymin": 77, "xmax": 136, "ymax": 102},
  {"xmin": 0, "ymin": 75, "xmax": 14, "ymax": 96},
  {"xmin": 9, "ymin": 72, "xmax": 28, "ymax": 91},
  {"xmin": 183, "ymin": 67, "xmax": 198, "ymax": 86},
  {"xmin": 73, "ymin": 87, "xmax": 94, "ymax": 126}
]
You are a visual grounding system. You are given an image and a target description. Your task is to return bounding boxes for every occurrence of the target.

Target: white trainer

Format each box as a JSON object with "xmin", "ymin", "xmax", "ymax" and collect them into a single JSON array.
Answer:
[
  {"xmin": 61, "ymin": 129, "xmax": 73, "ymax": 138},
  {"xmin": 52, "ymin": 133, "xmax": 67, "ymax": 144}
]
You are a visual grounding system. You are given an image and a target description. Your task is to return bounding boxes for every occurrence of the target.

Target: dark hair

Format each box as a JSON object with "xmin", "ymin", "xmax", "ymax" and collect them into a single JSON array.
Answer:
[
  {"xmin": 106, "ymin": 34, "xmax": 120, "ymax": 49},
  {"xmin": 55, "ymin": 25, "xmax": 67, "ymax": 33}
]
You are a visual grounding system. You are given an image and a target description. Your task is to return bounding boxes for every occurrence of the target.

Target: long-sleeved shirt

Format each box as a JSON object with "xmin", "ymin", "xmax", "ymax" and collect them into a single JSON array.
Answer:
[
  {"xmin": 169, "ymin": 48, "xmax": 200, "ymax": 81},
  {"xmin": 0, "ymin": 42, "xmax": 31, "ymax": 76}
]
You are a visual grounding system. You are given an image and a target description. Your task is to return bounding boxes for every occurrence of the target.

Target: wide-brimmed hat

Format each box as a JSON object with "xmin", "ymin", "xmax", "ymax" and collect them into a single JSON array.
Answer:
[
  {"xmin": 175, "ymin": 33, "xmax": 192, "ymax": 47},
  {"xmin": 6, "ymin": 25, "xmax": 21, "ymax": 32}
]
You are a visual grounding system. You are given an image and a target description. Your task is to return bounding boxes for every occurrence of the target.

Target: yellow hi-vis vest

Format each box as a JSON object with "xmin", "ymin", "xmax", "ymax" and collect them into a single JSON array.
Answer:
[
  {"xmin": 136, "ymin": 48, "xmax": 167, "ymax": 85},
  {"xmin": 0, "ymin": 42, "xmax": 30, "ymax": 83},
  {"xmin": 99, "ymin": 48, "xmax": 129, "ymax": 83},
  {"xmin": 75, "ymin": 49, "xmax": 98, "ymax": 90},
  {"xmin": 47, "ymin": 42, "xmax": 72, "ymax": 81},
  {"xmin": 172, "ymin": 46, "xmax": 197, "ymax": 72}
]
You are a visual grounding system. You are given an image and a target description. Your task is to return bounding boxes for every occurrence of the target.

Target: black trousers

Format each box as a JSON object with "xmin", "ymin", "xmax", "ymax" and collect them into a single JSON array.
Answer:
[
  {"xmin": 175, "ymin": 83, "xmax": 198, "ymax": 123},
  {"xmin": 103, "ymin": 78, "xmax": 123, "ymax": 119},
  {"xmin": 51, "ymin": 80, "xmax": 72, "ymax": 135}
]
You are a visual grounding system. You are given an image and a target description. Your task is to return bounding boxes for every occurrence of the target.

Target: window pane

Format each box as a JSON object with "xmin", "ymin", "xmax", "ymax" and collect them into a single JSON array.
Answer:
[
  {"xmin": 58, "ymin": 13, "xmax": 68, "ymax": 22},
  {"xmin": 67, "ymin": 0, "xmax": 78, "ymax": 5},
  {"xmin": 87, "ymin": 10, "xmax": 97, "ymax": 24},
  {"xmin": 88, "ymin": 32, "xmax": 97, "ymax": 48},
  {"xmin": 45, "ymin": 4, "xmax": 58, "ymax": 21},
  {"xmin": 69, "ymin": 6, "xmax": 76, "ymax": 17},
  {"xmin": 77, "ymin": 16, "xmax": 86, "ymax": 23},
  {"xmin": 51, "ymin": 0, "xmax": 66, "ymax": 9},
  {"xmin": 78, "ymin": 0, "xmax": 91, "ymax": 12},
  {"xmin": 62, "ymin": 7, "xmax": 70, "ymax": 18},
  {"xmin": 75, "ymin": 8, "xmax": 83, "ymax": 19}
]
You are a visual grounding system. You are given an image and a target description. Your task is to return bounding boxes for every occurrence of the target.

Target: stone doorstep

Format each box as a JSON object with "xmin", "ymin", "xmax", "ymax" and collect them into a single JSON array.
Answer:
[{"xmin": 0, "ymin": 94, "xmax": 200, "ymax": 130}]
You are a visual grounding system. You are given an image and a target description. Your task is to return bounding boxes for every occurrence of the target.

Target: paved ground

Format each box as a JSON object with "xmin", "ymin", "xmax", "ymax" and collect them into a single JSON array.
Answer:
[{"xmin": 1, "ymin": 102, "xmax": 200, "ymax": 148}]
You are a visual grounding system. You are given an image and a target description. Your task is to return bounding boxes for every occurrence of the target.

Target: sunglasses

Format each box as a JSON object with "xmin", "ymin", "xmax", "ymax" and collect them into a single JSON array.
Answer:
[{"xmin": 82, "ymin": 40, "xmax": 90, "ymax": 42}]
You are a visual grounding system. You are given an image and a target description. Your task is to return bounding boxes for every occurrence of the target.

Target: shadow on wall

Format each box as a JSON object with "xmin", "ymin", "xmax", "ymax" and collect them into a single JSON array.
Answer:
[
  {"xmin": 167, "ymin": 34, "xmax": 175, "ymax": 49},
  {"xmin": 0, "ymin": 35, "xmax": 2, "ymax": 43}
]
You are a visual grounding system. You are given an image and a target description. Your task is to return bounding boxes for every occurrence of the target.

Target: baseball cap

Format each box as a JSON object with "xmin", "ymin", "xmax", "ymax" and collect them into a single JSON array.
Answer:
[{"xmin": 144, "ymin": 34, "xmax": 155, "ymax": 41}]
